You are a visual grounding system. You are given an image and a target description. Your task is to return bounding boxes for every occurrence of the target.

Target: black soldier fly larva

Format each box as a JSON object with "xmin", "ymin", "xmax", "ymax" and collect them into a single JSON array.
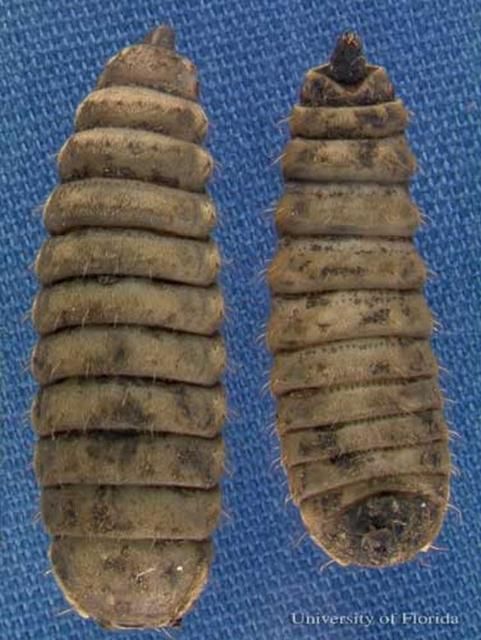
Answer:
[
  {"xmin": 31, "ymin": 25, "xmax": 226, "ymax": 628},
  {"xmin": 267, "ymin": 32, "xmax": 451, "ymax": 567}
]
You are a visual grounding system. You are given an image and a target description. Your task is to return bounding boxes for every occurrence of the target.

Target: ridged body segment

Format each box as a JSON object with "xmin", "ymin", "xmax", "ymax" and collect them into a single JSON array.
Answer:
[
  {"xmin": 31, "ymin": 26, "xmax": 225, "ymax": 628},
  {"xmin": 267, "ymin": 33, "xmax": 450, "ymax": 567}
]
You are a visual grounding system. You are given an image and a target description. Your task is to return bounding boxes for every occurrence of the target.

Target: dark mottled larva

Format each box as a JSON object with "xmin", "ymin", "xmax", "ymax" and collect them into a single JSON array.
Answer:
[
  {"xmin": 31, "ymin": 25, "xmax": 226, "ymax": 628},
  {"xmin": 267, "ymin": 33, "xmax": 451, "ymax": 567}
]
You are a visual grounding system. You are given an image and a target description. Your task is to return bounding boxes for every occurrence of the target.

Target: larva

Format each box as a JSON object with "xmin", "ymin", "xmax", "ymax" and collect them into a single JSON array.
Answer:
[
  {"xmin": 267, "ymin": 32, "xmax": 451, "ymax": 567},
  {"xmin": 31, "ymin": 25, "xmax": 226, "ymax": 628}
]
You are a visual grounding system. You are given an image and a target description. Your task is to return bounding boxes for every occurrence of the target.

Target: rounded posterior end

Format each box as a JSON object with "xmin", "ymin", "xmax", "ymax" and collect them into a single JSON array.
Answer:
[
  {"xmin": 327, "ymin": 31, "xmax": 367, "ymax": 84},
  {"xmin": 143, "ymin": 24, "xmax": 176, "ymax": 50},
  {"xmin": 50, "ymin": 538, "xmax": 212, "ymax": 629},
  {"xmin": 342, "ymin": 493, "xmax": 444, "ymax": 566},
  {"xmin": 303, "ymin": 492, "xmax": 446, "ymax": 568}
]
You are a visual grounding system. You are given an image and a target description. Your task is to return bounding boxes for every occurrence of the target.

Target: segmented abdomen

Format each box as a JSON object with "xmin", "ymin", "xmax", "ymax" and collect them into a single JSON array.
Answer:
[
  {"xmin": 31, "ymin": 26, "xmax": 225, "ymax": 628},
  {"xmin": 267, "ymin": 34, "xmax": 450, "ymax": 568}
]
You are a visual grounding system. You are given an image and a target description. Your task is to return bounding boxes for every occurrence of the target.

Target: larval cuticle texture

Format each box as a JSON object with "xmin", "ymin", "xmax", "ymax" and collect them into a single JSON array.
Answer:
[
  {"xmin": 31, "ymin": 25, "xmax": 226, "ymax": 629},
  {"xmin": 267, "ymin": 33, "xmax": 450, "ymax": 568}
]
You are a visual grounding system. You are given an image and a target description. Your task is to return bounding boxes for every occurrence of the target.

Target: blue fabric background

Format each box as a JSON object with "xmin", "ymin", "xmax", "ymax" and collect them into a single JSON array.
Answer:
[{"xmin": 1, "ymin": 0, "xmax": 480, "ymax": 638}]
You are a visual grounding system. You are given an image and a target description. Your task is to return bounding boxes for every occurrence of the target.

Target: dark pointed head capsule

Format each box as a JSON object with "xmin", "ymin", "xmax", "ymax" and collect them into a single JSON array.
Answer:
[
  {"xmin": 143, "ymin": 24, "xmax": 176, "ymax": 50},
  {"xmin": 327, "ymin": 31, "xmax": 368, "ymax": 84},
  {"xmin": 299, "ymin": 32, "xmax": 394, "ymax": 107}
]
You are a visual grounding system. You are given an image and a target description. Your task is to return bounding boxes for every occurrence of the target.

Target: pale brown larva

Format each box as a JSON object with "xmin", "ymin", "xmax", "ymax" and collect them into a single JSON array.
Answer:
[
  {"xmin": 267, "ymin": 32, "xmax": 451, "ymax": 567},
  {"xmin": 31, "ymin": 25, "xmax": 226, "ymax": 629}
]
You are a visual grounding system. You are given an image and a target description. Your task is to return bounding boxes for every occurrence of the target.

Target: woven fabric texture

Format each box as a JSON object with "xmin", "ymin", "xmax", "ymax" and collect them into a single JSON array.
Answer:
[{"xmin": 1, "ymin": 0, "xmax": 480, "ymax": 638}]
